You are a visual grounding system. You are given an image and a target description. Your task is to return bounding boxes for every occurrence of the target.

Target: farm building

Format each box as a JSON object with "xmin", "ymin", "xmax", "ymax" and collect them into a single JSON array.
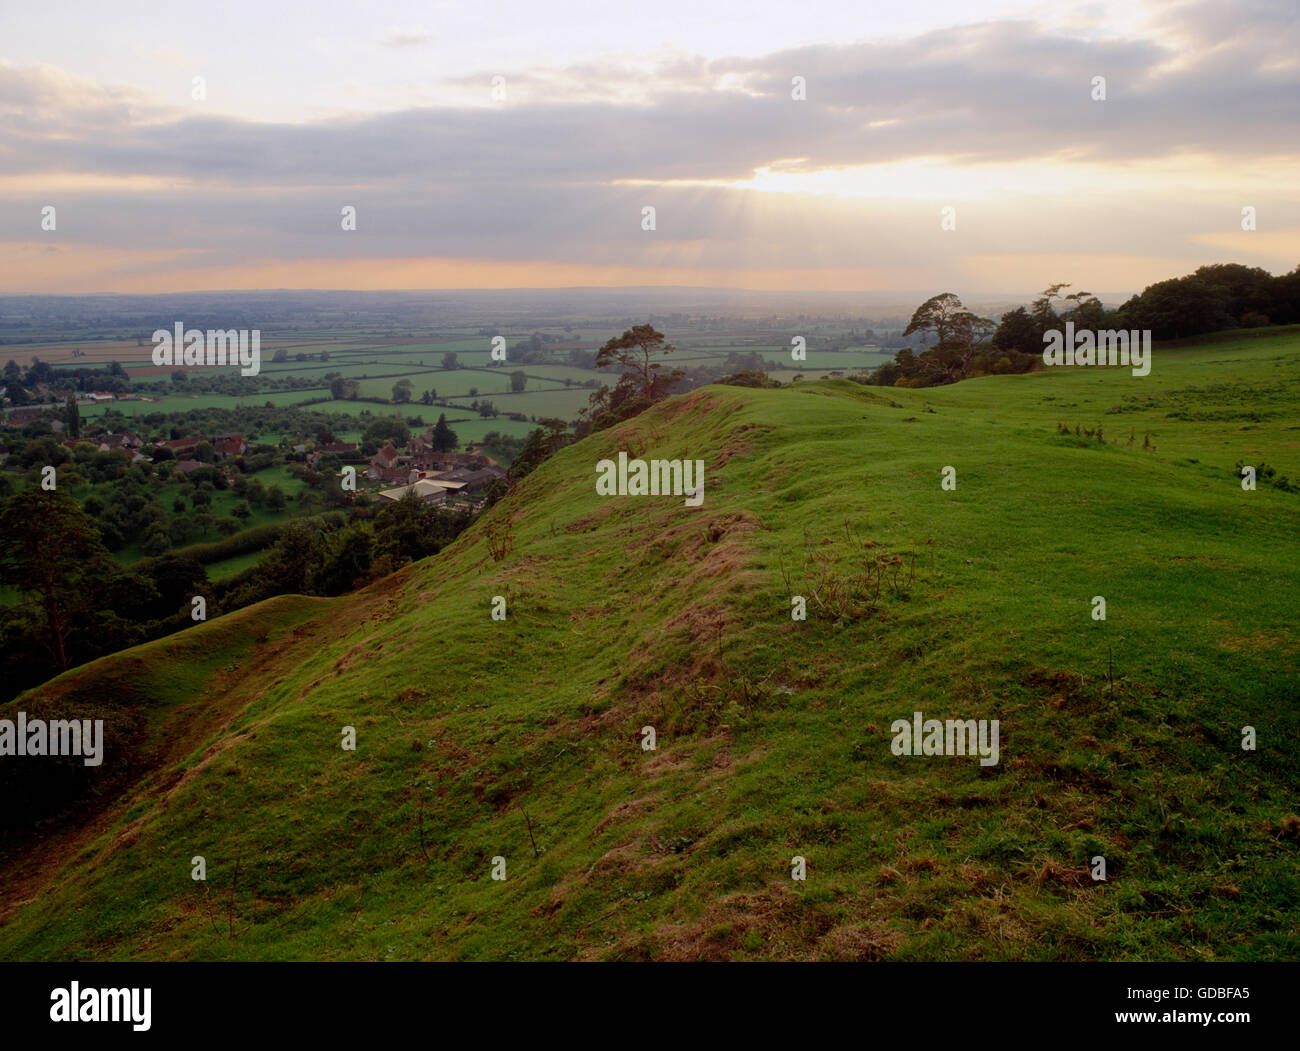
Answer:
[
  {"xmin": 213, "ymin": 433, "xmax": 247, "ymax": 458},
  {"xmin": 375, "ymin": 478, "xmax": 449, "ymax": 506}
]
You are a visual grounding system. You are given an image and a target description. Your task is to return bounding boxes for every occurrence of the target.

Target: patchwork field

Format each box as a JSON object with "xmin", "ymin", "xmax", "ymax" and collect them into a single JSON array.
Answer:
[{"xmin": 17, "ymin": 329, "xmax": 894, "ymax": 432}]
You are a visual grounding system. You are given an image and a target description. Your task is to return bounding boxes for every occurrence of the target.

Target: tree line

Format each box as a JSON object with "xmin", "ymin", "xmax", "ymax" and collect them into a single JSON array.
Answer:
[{"xmin": 867, "ymin": 262, "xmax": 1300, "ymax": 387}]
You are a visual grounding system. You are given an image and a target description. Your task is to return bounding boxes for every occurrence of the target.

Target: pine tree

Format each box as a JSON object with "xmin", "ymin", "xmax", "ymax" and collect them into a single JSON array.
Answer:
[{"xmin": 432, "ymin": 413, "xmax": 457, "ymax": 453}]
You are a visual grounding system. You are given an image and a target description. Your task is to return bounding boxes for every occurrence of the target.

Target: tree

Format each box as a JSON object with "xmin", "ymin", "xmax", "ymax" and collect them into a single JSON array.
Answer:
[
  {"xmin": 171, "ymin": 369, "xmax": 188, "ymax": 386},
  {"xmin": 509, "ymin": 418, "xmax": 572, "ymax": 482},
  {"xmin": 0, "ymin": 490, "xmax": 116, "ymax": 670},
  {"xmin": 594, "ymin": 325, "xmax": 681, "ymax": 402},
  {"xmin": 64, "ymin": 394, "xmax": 81, "ymax": 439},
  {"xmin": 135, "ymin": 553, "xmax": 208, "ymax": 619},
  {"xmin": 1062, "ymin": 290, "xmax": 1103, "ymax": 325},
  {"xmin": 272, "ymin": 348, "xmax": 289, "ymax": 363},
  {"xmin": 232, "ymin": 501, "xmax": 252, "ymax": 520},
  {"xmin": 392, "ymin": 378, "xmax": 413, "ymax": 403},
  {"xmin": 432, "ymin": 413, "xmax": 457, "ymax": 453},
  {"xmin": 1119, "ymin": 276, "xmax": 1231, "ymax": 339},
  {"xmin": 372, "ymin": 492, "xmax": 452, "ymax": 564},
  {"xmin": 901, "ymin": 294, "xmax": 997, "ymax": 384},
  {"xmin": 992, "ymin": 306, "xmax": 1040, "ymax": 354},
  {"xmin": 330, "ymin": 376, "xmax": 348, "ymax": 400},
  {"xmin": 141, "ymin": 525, "xmax": 172, "ymax": 556},
  {"xmin": 1030, "ymin": 283, "xmax": 1070, "ymax": 330},
  {"xmin": 717, "ymin": 370, "xmax": 780, "ymax": 388},
  {"xmin": 510, "ymin": 370, "xmax": 527, "ymax": 393},
  {"xmin": 441, "ymin": 352, "xmax": 459, "ymax": 370},
  {"xmin": 249, "ymin": 520, "xmax": 325, "ymax": 596},
  {"xmin": 1193, "ymin": 263, "xmax": 1275, "ymax": 325},
  {"xmin": 583, "ymin": 325, "xmax": 685, "ymax": 431},
  {"xmin": 316, "ymin": 523, "xmax": 374, "ymax": 595},
  {"xmin": 363, "ymin": 417, "xmax": 410, "ymax": 449},
  {"xmin": 903, "ymin": 293, "xmax": 967, "ymax": 348}
]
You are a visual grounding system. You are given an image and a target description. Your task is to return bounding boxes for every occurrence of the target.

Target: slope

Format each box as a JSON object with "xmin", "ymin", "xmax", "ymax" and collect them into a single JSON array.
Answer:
[{"xmin": 1, "ymin": 334, "xmax": 1298, "ymax": 961}]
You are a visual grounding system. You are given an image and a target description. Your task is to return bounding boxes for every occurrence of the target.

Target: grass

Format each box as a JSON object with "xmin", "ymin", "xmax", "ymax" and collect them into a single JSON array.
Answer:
[
  {"xmin": 0, "ymin": 332, "xmax": 1297, "ymax": 961},
  {"xmin": 205, "ymin": 549, "xmax": 266, "ymax": 581}
]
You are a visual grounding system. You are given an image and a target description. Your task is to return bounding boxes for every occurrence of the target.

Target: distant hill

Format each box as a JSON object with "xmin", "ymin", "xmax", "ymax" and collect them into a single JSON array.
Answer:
[{"xmin": 1, "ymin": 331, "xmax": 1297, "ymax": 960}]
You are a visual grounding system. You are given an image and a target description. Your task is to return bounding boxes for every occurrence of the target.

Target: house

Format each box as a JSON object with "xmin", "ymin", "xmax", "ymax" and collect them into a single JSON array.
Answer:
[
  {"xmin": 213, "ymin": 433, "xmax": 247, "ymax": 458},
  {"xmin": 375, "ymin": 479, "xmax": 449, "ymax": 506},
  {"xmin": 97, "ymin": 431, "xmax": 144, "ymax": 453},
  {"xmin": 174, "ymin": 459, "xmax": 206, "ymax": 476},
  {"xmin": 87, "ymin": 391, "xmax": 115, "ymax": 402},
  {"xmin": 306, "ymin": 442, "xmax": 357, "ymax": 469},
  {"xmin": 372, "ymin": 442, "xmax": 401, "ymax": 469},
  {"xmin": 164, "ymin": 435, "xmax": 206, "ymax": 457},
  {"xmin": 367, "ymin": 442, "xmax": 411, "ymax": 482}
]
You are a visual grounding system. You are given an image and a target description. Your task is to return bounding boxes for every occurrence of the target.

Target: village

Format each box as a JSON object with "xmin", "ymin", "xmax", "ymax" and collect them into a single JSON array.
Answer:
[
  {"xmin": 358, "ymin": 430, "xmax": 507, "ymax": 509},
  {"xmin": 41, "ymin": 423, "xmax": 507, "ymax": 510},
  {"xmin": 2, "ymin": 374, "xmax": 506, "ymax": 515}
]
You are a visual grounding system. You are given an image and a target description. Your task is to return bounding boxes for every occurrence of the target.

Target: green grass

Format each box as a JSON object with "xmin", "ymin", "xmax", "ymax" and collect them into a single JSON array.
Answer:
[
  {"xmin": 1, "ymin": 333, "xmax": 1297, "ymax": 961},
  {"xmin": 205, "ymin": 548, "xmax": 267, "ymax": 581}
]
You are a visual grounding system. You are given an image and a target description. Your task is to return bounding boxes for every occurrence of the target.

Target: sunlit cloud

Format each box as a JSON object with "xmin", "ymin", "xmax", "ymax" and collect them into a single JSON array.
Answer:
[{"xmin": 0, "ymin": 0, "xmax": 1295, "ymax": 293}]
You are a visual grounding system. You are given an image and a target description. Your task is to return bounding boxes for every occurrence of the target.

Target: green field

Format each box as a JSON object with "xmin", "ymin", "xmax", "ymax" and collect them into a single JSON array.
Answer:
[
  {"xmin": 205, "ymin": 549, "xmax": 268, "ymax": 581},
  {"xmin": 2, "ymin": 332, "xmax": 1297, "ymax": 961},
  {"xmin": 63, "ymin": 330, "xmax": 893, "ymax": 430}
]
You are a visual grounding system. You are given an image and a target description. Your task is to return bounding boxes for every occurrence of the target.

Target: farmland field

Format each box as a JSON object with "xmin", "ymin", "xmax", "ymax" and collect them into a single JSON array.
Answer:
[{"xmin": 23, "ymin": 325, "xmax": 897, "ymax": 435}]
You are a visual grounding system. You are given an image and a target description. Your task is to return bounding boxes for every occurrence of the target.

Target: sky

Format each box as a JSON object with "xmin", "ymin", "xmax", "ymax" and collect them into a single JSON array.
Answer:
[{"xmin": 0, "ymin": 0, "xmax": 1296, "ymax": 296}]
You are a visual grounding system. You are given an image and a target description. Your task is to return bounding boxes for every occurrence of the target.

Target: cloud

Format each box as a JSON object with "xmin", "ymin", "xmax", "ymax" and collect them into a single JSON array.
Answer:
[
  {"xmin": 132, "ymin": 45, "xmax": 198, "ymax": 72},
  {"xmin": 379, "ymin": 30, "xmax": 435, "ymax": 48},
  {"xmin": 0, "ymin": 2, "xmax": 1295, "ymax": 292},
  {"xmin": 3, "ymin": 11, "xmax": 1297, "ymax": 185}
]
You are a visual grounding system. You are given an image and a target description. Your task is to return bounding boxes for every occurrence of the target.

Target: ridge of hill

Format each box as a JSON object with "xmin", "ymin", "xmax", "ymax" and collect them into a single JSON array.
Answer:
[{"xmin": 1, "ymin": 334, "xmax": 1298, "ymax": 960}]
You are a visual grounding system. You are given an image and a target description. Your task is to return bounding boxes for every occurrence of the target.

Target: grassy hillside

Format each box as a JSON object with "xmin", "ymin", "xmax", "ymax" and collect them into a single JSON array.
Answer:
[{"xmin": 2, "ymin": 334, "xmax": 1298, "ymax": 961}]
